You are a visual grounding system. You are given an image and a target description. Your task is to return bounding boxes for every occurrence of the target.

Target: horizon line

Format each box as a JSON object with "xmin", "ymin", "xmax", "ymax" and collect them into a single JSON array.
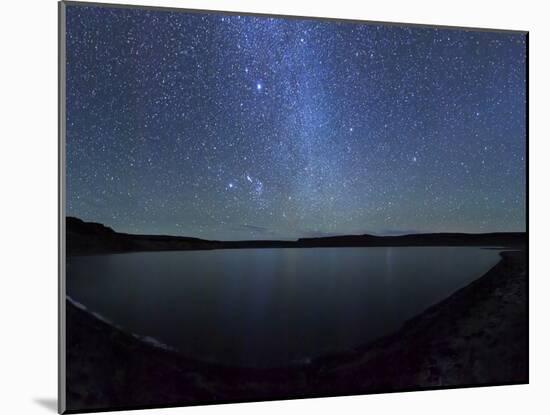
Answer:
[{"xmin": 66, "ymin": 216, "xmax": 527, "ymax": 243}]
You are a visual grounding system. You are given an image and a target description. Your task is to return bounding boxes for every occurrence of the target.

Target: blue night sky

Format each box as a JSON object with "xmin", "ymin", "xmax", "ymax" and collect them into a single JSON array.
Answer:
[{"xmin": 65, "ymin": 4, "xmax": 526, "ymax": 241}]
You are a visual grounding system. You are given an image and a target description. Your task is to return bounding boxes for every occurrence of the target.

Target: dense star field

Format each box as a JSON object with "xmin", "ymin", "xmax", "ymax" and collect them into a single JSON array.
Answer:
[{"xmin": 65, "ymin": 5, "xmax": 526, "ymax": 240}]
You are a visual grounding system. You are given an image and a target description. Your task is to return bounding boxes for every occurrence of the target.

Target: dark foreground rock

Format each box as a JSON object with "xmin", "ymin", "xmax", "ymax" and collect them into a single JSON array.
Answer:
[{"xmin": 65, "ymin": 250, "xmax": 527, "ymax": 413}]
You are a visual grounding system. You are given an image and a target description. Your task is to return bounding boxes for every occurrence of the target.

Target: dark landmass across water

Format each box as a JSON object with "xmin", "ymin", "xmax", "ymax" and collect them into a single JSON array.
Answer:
[
  {"xmin": 66, "ymin": 216, "xmax": 526, "ymax": 256},
  {"xmin": 65, "ymin": 250, "xmax": 527, "ymax": 412}
]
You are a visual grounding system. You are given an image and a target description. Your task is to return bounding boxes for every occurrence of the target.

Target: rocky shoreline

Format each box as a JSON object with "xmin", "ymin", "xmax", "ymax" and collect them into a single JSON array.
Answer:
[{"xmin": 65, "ymin": 250, "xmax": 527, "ymax": 412}]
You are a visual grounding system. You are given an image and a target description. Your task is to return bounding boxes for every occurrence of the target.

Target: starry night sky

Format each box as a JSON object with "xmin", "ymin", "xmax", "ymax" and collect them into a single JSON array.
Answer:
[{"xmin": 65, "ymin": 4, "xmax": 526, "ymax": 241}]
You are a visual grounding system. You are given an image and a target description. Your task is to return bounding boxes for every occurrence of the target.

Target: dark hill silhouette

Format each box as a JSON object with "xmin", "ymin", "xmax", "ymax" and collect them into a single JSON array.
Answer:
[
  {"xmin": 66, "ymin": 217, "xmax": 218, "ymax": 255},
  {"xmin": 66, "ymin": 217, "xmax": 526, "ymax": 256},
  {"xmin": 296, "ymin": 232, "xmax": 526, "ymax": 247}
]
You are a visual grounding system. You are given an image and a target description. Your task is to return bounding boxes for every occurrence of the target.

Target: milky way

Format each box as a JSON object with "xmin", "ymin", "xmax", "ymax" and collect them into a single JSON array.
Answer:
[{"xmin": 65, "ymin": 4, "xmax": 527, "ymax": 240}]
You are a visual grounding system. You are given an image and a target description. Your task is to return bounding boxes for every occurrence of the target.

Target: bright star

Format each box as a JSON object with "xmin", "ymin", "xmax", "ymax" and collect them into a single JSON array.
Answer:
[{"xmin": 256, "ymin": 83, "xmax": 262, "ymax": 90}]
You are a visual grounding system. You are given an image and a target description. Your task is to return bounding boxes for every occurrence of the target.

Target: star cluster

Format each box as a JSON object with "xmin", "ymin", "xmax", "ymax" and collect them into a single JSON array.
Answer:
[{"xmin": 65, "ymin": 5, "xmax": 526, "ymax": 240}]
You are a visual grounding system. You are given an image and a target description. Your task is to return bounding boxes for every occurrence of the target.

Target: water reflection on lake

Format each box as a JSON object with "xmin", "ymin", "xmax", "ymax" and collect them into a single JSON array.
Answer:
[{"xmin": 67, "ymin": 247, "xmax": 500, "ymax": 368}]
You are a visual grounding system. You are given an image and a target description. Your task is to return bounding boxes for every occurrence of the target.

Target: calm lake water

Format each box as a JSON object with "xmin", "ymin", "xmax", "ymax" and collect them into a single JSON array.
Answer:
[{"xmin": 67, "ymin": 247, "xmax": 501, "ymax": 368}]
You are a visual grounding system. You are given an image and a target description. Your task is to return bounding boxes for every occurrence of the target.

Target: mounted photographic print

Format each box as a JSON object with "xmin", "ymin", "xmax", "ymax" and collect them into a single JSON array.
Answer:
[{"xmin": 59, "ymin": 1, "xmax": 528, "ymax": 413}]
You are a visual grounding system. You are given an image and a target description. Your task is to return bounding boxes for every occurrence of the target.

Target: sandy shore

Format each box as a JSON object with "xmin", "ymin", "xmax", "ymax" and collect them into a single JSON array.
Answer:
[{"xmin": 65, "ymin": 250, "xmax": 527, "ymax": 412}]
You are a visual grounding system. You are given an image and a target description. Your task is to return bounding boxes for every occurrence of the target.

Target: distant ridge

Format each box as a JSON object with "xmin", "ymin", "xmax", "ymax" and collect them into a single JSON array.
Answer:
[
  {"xmin": 66, "ymin": 216, "xmax": 526, "ymax": 256},
  {"xmin": 296, "ymin": 232, "xmax": 527, "ymax": 247},
  {"xmin": 66, "ymin": 216, "xmax": 216, "ymax": 255}
]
